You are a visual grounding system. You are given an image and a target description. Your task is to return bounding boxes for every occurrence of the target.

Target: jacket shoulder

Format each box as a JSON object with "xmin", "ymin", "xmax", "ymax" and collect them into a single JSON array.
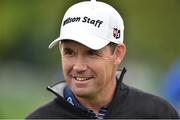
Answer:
[
  {"xmin": 26, "ymin": 99, "xmax": 61, "ymax": 119},
  {"xmin": 123, "ymin": 83, "xmax": 179, "ymax": 118},
  {"xmin": 26, "ymin": 97, "xmax": 90, "ymax": 119}
]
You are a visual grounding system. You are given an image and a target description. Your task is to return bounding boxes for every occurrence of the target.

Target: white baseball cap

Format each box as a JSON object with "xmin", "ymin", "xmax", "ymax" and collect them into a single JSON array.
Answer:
[{"xmin": 49, "ymin": 0, "xmax": 124, "ymax": 50}]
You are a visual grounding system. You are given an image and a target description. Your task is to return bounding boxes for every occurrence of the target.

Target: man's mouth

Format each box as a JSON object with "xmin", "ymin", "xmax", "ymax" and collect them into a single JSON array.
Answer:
[{"xmin": 73, "ymin": 76, "xmax": 93, "ymax": 81}]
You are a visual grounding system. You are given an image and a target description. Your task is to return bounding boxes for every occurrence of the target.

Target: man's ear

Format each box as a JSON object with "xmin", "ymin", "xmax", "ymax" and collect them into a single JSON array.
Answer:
[
  {"xmin": 114, "ymin": 43, "xmax": 126, "ymax": 64},
  {"xmin": 59, "ymin": 43, "xmax": 63, "ymax": 53}
]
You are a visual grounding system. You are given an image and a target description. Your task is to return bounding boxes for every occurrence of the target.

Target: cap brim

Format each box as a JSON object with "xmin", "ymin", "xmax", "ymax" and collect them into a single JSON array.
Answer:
[
  {"xmin": 48, "ymin": 33, "xmax": 110, "ymax": 50},
  {"xmin": 48, "ymin": 37, "xmax": 61, "ymax": 49}
]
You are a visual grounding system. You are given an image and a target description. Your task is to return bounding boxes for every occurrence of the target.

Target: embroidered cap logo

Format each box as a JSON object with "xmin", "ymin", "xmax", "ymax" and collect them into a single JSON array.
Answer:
[{"xmin": 113, "ymin": 28, "xmax": 120, "ymax": 39}]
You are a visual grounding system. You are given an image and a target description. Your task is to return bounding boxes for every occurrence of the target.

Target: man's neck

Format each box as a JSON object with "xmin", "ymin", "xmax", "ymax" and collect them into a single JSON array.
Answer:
[{"xmin": 75, "ymin": 79, "xmax": 117, "ymax": 115}]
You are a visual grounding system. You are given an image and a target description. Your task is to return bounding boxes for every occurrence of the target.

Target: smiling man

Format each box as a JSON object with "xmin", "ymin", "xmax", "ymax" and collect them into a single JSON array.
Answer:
[
  {"xmin": 59, "ymin": 40, "xmax": 124, "ymax": 115},
  {"xmin": 26, "ymin": 0, "xmax": 179, "ymax": 119}
]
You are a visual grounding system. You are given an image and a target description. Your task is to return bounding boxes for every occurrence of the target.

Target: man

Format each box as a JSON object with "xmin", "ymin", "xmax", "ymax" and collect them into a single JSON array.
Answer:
[{"xmin": 26, "ymin": 0, "xmax": 179, "ymax": 119}]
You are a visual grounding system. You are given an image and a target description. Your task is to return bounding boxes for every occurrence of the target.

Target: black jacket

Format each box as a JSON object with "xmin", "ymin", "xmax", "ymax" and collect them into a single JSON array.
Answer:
[{"xmin": 26, "ymin": 68, "xmax": 179, "ymax": 119}]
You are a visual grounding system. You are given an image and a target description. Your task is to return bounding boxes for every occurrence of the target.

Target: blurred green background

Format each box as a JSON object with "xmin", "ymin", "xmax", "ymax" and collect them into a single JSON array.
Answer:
[{"xmin": 0, "ymin": 0, "xmax": 180, "ymax": 118}]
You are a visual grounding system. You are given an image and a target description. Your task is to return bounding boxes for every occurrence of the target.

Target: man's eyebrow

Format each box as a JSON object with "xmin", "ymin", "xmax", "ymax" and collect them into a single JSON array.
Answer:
[
  {"xmin": 63, "ymin": 47, "xmax": 73, "ymax": 51},
  {"xmin": 87, "ymin": 49, "xmax": 98, "ymax": 53}
]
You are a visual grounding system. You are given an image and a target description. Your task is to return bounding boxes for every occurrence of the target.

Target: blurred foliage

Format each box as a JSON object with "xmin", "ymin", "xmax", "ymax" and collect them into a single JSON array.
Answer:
[
  {"xmin": 0, "ymin": 0, "xmax": 81, "ymax": 67},
  {"xmin": 0, "ymin": 0, "xmax": 180, "ymax": 118},
  {"xmin": 0, "ymin": 0, "xmax": 180, "ymax": 69}
]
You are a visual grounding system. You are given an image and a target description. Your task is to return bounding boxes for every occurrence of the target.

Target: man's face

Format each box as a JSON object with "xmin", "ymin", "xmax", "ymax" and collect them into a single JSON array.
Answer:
[{"xmin": 60, "ymin": 41, "xmax": 118, "ymax": 99}]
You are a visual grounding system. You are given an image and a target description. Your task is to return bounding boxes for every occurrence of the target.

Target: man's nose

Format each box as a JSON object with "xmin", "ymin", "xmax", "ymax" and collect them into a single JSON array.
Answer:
[{"xmin": 73, "ymin": 58, "xmax": 87, "ymax": 72}]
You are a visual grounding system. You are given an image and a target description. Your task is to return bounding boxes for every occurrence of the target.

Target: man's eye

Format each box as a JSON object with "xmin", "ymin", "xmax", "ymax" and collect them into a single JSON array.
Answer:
[
  {"xmin": 87, "ymin": 50, "xmax": 98, "ymax": 56},
  {"xmin": 64, "ymin": 51, "xmax": 73, "ymax": 55},
  {"xmin": 63, "ymin": 49, "xmax": 74, "ymax": 56}
]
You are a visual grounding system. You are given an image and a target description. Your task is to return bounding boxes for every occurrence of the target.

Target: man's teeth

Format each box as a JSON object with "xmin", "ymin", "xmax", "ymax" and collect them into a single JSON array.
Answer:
[{"xmin": 75, "ymin": 77, "xmax": 89, "ymax": 81}]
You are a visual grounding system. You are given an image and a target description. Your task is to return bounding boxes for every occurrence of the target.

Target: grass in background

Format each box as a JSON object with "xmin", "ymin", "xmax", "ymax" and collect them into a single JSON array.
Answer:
[{"xmin": 0, "ymin": 62, "xmax": 57, "ymax": 119}]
